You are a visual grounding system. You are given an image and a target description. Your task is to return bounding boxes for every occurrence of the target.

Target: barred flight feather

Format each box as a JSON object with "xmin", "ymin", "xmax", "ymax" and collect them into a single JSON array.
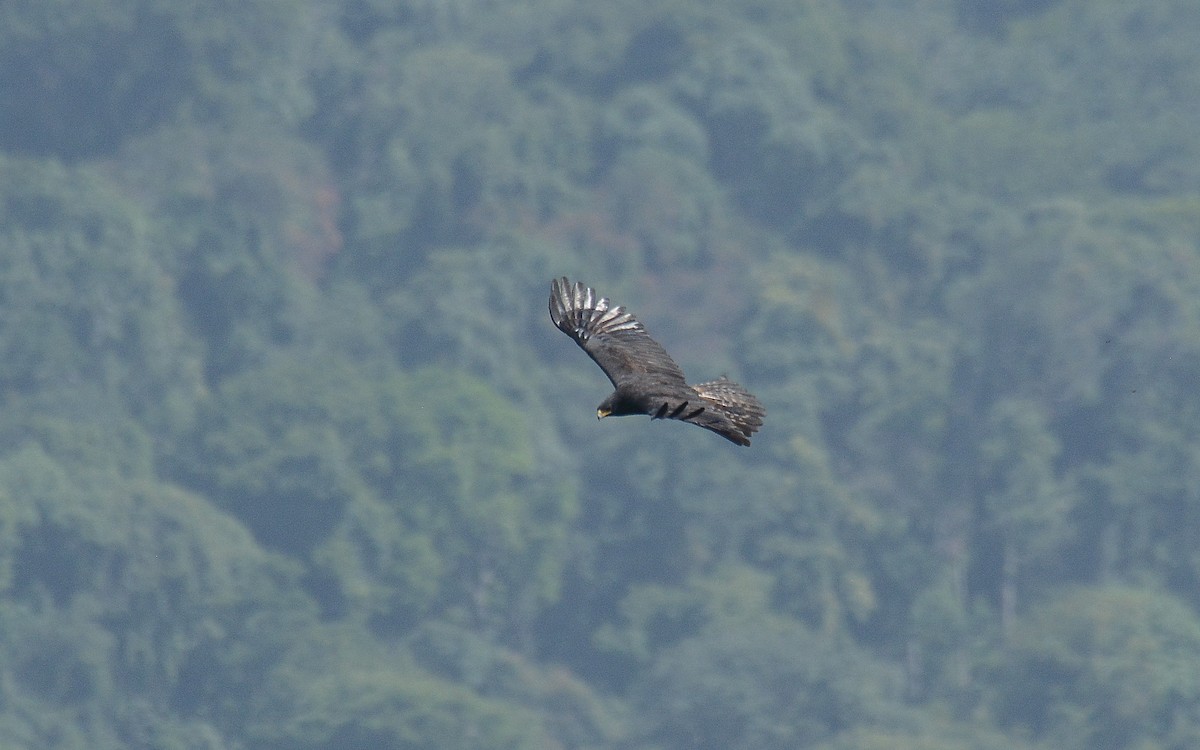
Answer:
[{"xmin": 549, "ymin": 277, "xmax": 765, "ymax": 445}]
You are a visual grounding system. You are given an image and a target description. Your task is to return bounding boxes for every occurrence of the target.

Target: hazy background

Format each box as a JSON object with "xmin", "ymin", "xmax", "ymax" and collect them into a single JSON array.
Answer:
[{"xmin": 1, "ymin": 0, "xmax": 1199, "ymax": 748}]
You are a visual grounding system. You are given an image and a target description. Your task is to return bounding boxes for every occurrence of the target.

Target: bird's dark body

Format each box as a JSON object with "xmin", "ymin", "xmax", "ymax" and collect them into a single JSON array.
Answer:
[{"xmin": 549, "ymin": 277, "xmax": 765, "ymax": 445}]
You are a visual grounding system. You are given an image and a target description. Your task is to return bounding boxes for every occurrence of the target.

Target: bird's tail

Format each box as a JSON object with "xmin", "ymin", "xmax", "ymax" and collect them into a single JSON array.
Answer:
[{"xmin": 691, "ymin": 377, "xmax": 765, "ymax": 444}]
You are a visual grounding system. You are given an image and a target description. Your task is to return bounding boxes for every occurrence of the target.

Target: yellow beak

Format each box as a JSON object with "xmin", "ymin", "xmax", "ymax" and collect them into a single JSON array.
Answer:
[{"xmin": 597, "ymin": 408, "xmax": 611, "ymax": 419}]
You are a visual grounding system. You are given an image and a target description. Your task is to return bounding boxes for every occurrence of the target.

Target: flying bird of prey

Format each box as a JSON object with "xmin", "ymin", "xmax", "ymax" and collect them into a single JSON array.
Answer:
[{"xmin": 549, "ymin": 277, "xmax": 765, "ymax": 445}]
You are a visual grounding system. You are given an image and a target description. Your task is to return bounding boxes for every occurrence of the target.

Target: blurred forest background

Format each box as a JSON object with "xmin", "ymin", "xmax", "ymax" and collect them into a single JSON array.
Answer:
[{"xmin": 2, "ymin": 0, "xmax": 1200, "ymax": 748}]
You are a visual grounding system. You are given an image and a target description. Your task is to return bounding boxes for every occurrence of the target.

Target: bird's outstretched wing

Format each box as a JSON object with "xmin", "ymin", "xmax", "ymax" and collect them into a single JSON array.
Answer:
[{"xmin": 549, "ymin": 277, "xmax": 686, "ymax": 388}]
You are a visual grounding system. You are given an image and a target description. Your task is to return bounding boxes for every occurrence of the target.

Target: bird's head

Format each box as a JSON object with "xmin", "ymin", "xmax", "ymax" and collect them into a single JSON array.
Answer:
[
  {"xmin": 597, "ymin": 394, "xmax": 614, "ymax": 419},
  {"xmin": 597, "ymin": 390, "xmax": 644, "ymax": 419},
  {"xmin": 596, "ymin": 392, "xmax": 625, "ymax": 419}
]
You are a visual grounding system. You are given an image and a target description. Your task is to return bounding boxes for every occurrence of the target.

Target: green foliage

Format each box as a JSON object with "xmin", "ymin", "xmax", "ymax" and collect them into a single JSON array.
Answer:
[
  {"xmin": 0, "ymin": 0, "xmax": 321, "ymax": 158},
  {"xmin": 988, "ymin": 586, "xmax": 1200, "ymax": 750},
  {"xmin": 631, "ymin": 617, "xmax": 903, "ymax": 750},
  {"xmin": 181, "ymin": 347, "xmax": 575, "ymax": 640},
  {"xmin": 251, "ymin": 631, "xmax": 549, "ymax": 750},
  {"xmin": 0, "ymin": 0, "xmax": 187, "ymax": 158},
  {"xmin": 0, "ymin": 413, "xmax": 309, "ymax": 748},
  {"xmin": 812, "ymin": 719, "xmax": 1030, "ymax": 750},
  {"xmin": 3, "ymin": 0, "xmax": 1200, "ymax": 747},
  {"xmin": 114, "ymin": 123, "xmax": 338, "ymax": 380},
  {"xmin": 0, "ymin": 156, "xmax": 202, "ymax": 433},
  {"xmin": 390, "ymin": 367, "xmax": 575, "ymax": 639},
  {"xmin": 406, "ymin": 621, "xmax": 626, "ymax": 748}
]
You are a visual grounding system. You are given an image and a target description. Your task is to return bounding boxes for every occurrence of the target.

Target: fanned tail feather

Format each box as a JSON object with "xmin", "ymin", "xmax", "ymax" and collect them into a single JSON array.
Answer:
[
  {"xmin": 550, "ymin": 277, "xmax": 765, "ymax": 446},
  {"xmin": 692, "ymin": 377, "xmax": 765, "ymax": 444}
]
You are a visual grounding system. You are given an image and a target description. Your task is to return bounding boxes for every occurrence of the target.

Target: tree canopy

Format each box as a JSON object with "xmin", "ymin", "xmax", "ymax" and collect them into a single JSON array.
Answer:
[{"xmin": 1, "ymin": 0, "xmax": 1199, "ymax": 747}]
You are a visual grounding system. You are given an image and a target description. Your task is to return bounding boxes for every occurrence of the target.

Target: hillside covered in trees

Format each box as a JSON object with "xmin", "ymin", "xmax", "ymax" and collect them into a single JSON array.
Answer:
[{"xmin": 2, "ymin": 0, "xmax": 1200, "ymax": 747}]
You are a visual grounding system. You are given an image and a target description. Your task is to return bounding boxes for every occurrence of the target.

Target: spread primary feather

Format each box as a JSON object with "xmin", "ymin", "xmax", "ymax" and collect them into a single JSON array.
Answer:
[{"xmin": 549, "ymin": 277, "xmax": 765, "ymax": 446}]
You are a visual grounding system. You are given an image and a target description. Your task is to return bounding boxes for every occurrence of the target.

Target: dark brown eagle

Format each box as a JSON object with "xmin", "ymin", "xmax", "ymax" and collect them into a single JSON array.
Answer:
[{"xmin": 549, "ymin": 277, "xmax": 765, "ymax": 446}]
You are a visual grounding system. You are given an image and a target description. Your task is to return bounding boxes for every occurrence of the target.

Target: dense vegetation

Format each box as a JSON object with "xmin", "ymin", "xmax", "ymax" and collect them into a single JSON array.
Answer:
[{"xmin": 2, "ymin": 0, "xmax": 1199, "ymax": 747}]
